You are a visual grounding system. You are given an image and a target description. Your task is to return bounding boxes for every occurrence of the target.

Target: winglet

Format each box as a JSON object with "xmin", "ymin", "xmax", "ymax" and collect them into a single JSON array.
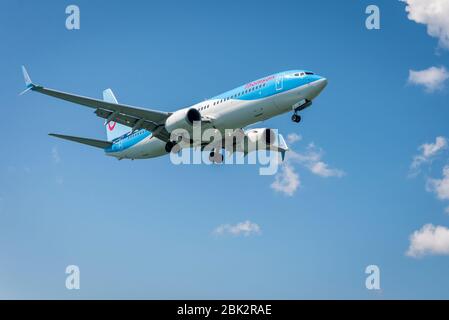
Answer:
[
  {"xmin": 22, "ymin": 66, "xmax": 32, "ymax": 86},
  {"xmin": 280, "ymin": 150, "xmax": 286, "ymax": 161},
  {"xmin": 19, "ymin": 66, "xmax": 36, "ymax": 95},
  {"xmin": 277, "ymin": 133, "xmax": 289, "ymax": 162}
]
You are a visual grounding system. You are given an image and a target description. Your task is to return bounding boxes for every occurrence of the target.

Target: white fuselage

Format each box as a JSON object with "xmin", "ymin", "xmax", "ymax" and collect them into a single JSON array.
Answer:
[{"xmin": 106, "ymin": 71, "xmax": 327, "ymax": 160}]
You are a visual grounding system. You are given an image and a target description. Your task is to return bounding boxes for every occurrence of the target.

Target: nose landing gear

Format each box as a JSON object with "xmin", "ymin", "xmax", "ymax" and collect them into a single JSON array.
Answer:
[
  {"xmin": 291, "ymin": 114, "xmax": 301, "ymax": 123},
  {"xmin": 291, "ymin": 99, "xmax": 312, "ymax": 123}
]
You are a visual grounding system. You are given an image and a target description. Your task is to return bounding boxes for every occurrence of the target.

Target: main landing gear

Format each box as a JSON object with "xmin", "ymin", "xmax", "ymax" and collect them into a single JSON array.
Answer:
[
  {"xmin": 209, "ymin": 150, "xmax": 224, "ymax": 164},
  {"xmin": 165, "ymin": 141, "xmax": 174, "ymax": 153},
  {"xmin": 165, "ymin": 141, "xmax": 181, "ymax": 153}
]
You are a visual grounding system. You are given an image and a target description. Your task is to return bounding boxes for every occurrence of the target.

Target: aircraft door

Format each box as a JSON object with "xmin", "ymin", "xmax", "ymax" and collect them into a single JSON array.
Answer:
[{"xmin": 275, "ymin": 75, "xmax": 283, "ymax": 91}]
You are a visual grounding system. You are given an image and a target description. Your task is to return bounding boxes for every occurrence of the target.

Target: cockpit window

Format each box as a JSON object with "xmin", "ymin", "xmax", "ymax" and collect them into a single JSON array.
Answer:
[{"xmin": 305, "ymin": 72, "xmax": 314, "ymax": 75}]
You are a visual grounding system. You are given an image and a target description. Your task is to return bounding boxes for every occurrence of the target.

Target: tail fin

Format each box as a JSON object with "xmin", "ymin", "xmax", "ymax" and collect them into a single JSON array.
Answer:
[{"xmin": 103, "ymin": 89, "xmax": 131, "ymax": 141}]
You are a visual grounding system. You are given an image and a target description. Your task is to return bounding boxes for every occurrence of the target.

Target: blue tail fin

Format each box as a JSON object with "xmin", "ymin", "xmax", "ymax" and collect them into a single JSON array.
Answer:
[{"xmin": 103, "ymin": 89, "xmax": 131, "ymax": 141}]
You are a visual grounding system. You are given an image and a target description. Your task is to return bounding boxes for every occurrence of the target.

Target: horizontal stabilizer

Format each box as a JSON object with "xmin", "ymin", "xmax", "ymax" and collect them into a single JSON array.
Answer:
[{"xmin": 49, "ymin": 133, "xmax": 112, "ymax": 149}]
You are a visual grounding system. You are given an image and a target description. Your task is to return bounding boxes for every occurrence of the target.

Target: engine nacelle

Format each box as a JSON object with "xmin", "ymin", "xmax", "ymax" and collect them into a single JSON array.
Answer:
[
  {"xmin": 223, "ymin": 128, "xmax": 288, "ymax": 158},
  {"xmin": 165, "ymin": 108, "xmax": 201, "ymax": 133}
]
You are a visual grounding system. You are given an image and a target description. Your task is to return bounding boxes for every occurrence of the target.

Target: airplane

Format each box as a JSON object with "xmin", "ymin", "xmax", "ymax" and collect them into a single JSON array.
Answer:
[{"xmin": 20, "ymin": 67, "xmax": 327, "ymax": 163}]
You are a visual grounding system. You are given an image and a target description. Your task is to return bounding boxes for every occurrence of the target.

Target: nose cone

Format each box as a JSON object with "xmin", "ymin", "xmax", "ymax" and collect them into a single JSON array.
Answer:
[
  {"xmin": 305, "ymin": 76, "xmax": 328, "ymax": 100},
  {"xmin": 315, "ymin": 77, "xmax": 328, "ymax": 91},
  {"xmin": 304, "ymin": 75, "xmax": 327, "ymax": 100}
]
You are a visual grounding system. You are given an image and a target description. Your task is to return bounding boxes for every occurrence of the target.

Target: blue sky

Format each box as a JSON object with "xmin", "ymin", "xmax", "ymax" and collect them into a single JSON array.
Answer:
[{"xmin": 1, "ymin": 0, "xmax": 449, "ymax": 299}]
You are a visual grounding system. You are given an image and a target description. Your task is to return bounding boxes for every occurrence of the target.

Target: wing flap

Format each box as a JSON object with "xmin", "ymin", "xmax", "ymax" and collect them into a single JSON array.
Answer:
[
  {"xmin": 49, "ymin": 133, "xmax": 112, "ymax": 149},
  {"xmin": 95, "ymin": 108, "xmax": 171, "ymax": 141}
]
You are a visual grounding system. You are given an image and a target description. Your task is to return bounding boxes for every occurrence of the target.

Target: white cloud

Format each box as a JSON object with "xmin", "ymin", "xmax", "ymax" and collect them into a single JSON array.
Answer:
[
  {"xmin": 270, "ymin": 163, "xmax": 300, "ymax": 196},
  {"xmin": 213, "ymin": 220, "xmax": 261, "ymax": 237},
  {"xmin": 410, "ymin": 136, "xmax": 448, "ymax": 175},
  {"xmin": 287, "ymin": 133, "xmax": 302, "ymax": 144},
  {"xmin": 51, "ymin": 147, "xmax": 61, "ymax": 164},
  {"xmin": 421, "ymin": 136, "xmax": 448, "ymax": 158},
  {"xmin": 408, "ymin": 66, "xmax": 449, "ymax": 92},
  {"xmin": 309, "ymin": 161, "xmax": 345, "ymax": 178},
  {"xmin": 401, "ymin": 0, "xmax": 449, "ymax": 50},
  {"xmin": 287, "ymin": 143, "xmax": 345, "ymax": 178},
  {"xmin": 270, "ymin": 142, "xmax": 344, "ymax": 196},
  {"xmin": 427, "ymin": 165, "xmax": 449, "ymax": 200},
  {"xmin": 406, "ymin": 224, "xmax": 449, "ymax": 257}
]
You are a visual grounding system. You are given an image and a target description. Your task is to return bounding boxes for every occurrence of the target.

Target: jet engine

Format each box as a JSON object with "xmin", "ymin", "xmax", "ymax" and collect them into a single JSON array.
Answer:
[
  {"xmin": 165, "ymin": 108, "xmax": 201, "ymax": 133},
  {"xmin": 224, "ymin": 128, "xmax": 278, "ymax": 154},
  {"xmin": 244, "ymin": 128, "xmax": 276, "ymax": 146}
]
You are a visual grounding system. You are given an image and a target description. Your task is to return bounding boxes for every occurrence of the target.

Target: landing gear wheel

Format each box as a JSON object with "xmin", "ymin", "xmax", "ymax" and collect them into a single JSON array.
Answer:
[
  {"xmin": 209, "ymin": 151, "xmax": 224, "ymax": 164},
  {"xmin": 172, "ymin": 143, "xmax": 181, "ymax": 153},
  {"xmin": 291, "ymin": 114, "xmax": 301, "ymax": 123},
  {"xmin": 165, "ymin": 141, "xmax": 175, "ymax": 153}
]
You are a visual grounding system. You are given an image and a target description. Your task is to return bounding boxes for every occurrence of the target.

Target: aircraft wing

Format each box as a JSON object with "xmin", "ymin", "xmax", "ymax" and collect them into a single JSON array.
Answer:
[{"xmin": 21, "ymin": 66, "xmax": 172, "ymax": 141}]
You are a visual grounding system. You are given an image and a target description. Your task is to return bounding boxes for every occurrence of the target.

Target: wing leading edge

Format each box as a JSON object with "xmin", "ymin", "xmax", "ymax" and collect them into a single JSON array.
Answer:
[{"xmin": 21, "ymin": 66, "xmax": 172, "ymax": 141}]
